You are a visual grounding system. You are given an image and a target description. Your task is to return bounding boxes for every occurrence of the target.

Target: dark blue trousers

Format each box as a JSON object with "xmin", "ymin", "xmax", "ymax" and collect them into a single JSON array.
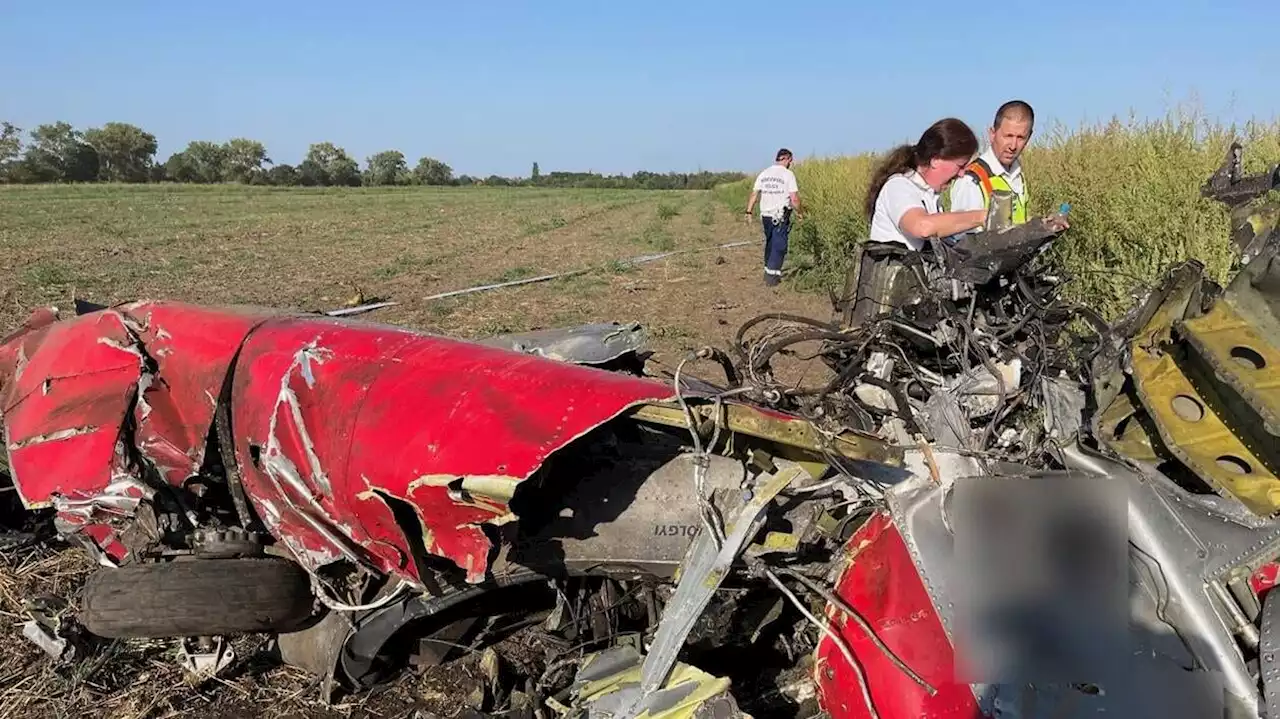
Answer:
[{"xmin": 762, "ymin": 211, "xmax": 791, "ymax": 274}]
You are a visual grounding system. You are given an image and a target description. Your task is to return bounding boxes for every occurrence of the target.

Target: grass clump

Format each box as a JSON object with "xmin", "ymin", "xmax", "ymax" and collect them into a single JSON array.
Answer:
[
  {"xmin": 25, "ymin": 261, "xmax": 75, "ymax": 286},
  {"xmin": 637, "ymin": 222, "xmax": 675, "ymax": 251},
  {"xmin": 495, "ymin": 266, "xmax": 537, "ymax": 283}
]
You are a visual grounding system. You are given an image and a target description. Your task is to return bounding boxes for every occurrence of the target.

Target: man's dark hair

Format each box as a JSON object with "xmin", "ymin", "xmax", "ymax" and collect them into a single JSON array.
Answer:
[
  {"xmin": 776, "ymin": 148, "xmax": 793, "ymax": 161},
  {"xmin": 994, "ymin": 101, "xmax": 1034, "ymax": 130}
]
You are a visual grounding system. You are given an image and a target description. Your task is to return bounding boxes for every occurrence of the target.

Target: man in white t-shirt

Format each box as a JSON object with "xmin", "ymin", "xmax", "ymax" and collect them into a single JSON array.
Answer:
[{"xmin": 745, "ymin": 148, "xmax": 801, "ymax": 286}]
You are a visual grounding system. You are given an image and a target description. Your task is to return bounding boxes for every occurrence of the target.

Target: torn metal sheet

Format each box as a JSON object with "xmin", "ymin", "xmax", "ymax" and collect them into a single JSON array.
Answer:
[
  {"xmin": 1202, "ymin": 142, "xmax": 1280, "ymax": 264},
  {"xmin": 1038, "ymin": 375, "xmax": 1086, "ymax": 443},
  {"xmin": 922, "ymin": 391, "xmax": 973, "ymax": 450},
  {"xmin": 478, "ymin": 322, "xmax": 648, "ymax": 366},
  {"xmin": 0, "ymin": 301, "xmax": 284, "ymax": 565},
  {"xmin": 943, "ymin": 359, "xmax": 1021, "ymax": 418},
  {"xmin": 929, "ymin": 217, "xmax": 1064, "ymax": 285},
  {"xmin": 0, "ymin": 301, "xmax": 279, "ymax": 500},
  {"xmin": 1102, "ymin": 259, "xmax": 1280, "ymax": 516},
  {"xmin": 20, "ymin": 596, "xmax": 82, "ymax": 662},
  {"xmin": 1130, "ymin": 344, "xmax": 1280, "ymax": 514},
  {"xmin": 571, "ymin": 645, "xmax": 747, "ymax": 719},
  {"xmin": 616, "ymin": 464, "xmax": 805, "ymax": 716},
  {"xmin": 1094, "ymin": 385, "xmax": 1166, "ymax": 463},
  {"xmin": 22, "ymin": 620, "xmax": 71, "ymax": 661}
]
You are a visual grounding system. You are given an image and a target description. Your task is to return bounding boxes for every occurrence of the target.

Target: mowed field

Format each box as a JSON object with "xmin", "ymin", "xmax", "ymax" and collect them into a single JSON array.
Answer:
[
  {"xmin": 0, "ymin": 184, "xmax": 835, "ymax": 719},
  {"xmin": 0, "ymin": 184, "xmax": 831, "ymax": 367}
]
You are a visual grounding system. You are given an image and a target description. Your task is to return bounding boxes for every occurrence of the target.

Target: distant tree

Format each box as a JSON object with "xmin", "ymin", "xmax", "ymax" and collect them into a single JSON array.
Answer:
[
  {"xmin": 520, "ymin": 168, "xmax": 745, "ymax": 190},
  {"xmin": 83, "ymin": 122, "xmax": 157, "ymax": 182},
  {"xmin": 166, "ymin": 141, "xmax": 227, "ymax": 183},
  {"xmin": 364, "ymin": 150, "xmax": 410, "ymax": 186},
  {"xmin": 413, "ymin": 156, "xmax": 453, "ymax": 186},
  {"xmin": 0, "ymin": 122, "xmax": 22, "ymax": 181},
  {"xmin": 0, "ymin": 122, "xmax": 19, "ymax": 161},
  {"xmin": 531, "ymin": 162, "xmax": 540, "ymax": 184},
  {"xmin": 302, "ymin": 142, "xmax": 360, "ymax": 187},
  {"xmin": 266, "ymin": 164, "xmax": 300, "ymax": 186},
  {"xmin": 297, "ymin": 159, "xmax": 326, "ymax": 187},
  {"xmin": 484, "ymin": 174, "xmax": 511, "ymax": 186},
  {"xmin": 21, "ymin": 122, "xmax": 99, "ymax": 182},
  {"xmin": 149, "ymin": 162, "xmax": 169, "ymax": 183},
  {"xmin": 163, "ymin": 152, "xmax": 194, "ymax": 183},
  {"xmin": 222, "ymin": 138, "xmax": 270, "ymax": 183},
  {"xmin": 455, "ymin": 174, "xmax": 476, "ymax": 186}
]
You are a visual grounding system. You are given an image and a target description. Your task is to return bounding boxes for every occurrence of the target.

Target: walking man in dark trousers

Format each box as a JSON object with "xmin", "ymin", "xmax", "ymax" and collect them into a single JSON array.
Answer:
[{"xmin": 745, "ymin": 148, "xmax": 801, "ymax": 287}]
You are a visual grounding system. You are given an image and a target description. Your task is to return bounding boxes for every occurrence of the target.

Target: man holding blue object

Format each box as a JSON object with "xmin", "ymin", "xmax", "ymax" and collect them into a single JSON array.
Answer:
[{"xmin": 950, "ymin": 100, "xmax": 1035, "ymax": 229}]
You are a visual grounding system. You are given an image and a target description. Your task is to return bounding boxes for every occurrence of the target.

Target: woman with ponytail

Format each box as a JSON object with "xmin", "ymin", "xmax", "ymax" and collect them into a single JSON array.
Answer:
[{"xmin": 864, "ymin": 118, "xmax": 987, "ymax": 250}]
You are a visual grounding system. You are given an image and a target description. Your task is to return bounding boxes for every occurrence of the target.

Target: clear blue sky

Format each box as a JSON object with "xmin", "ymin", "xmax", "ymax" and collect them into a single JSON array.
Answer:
[{"xmin": 2, "ymin": 1, "xmax": 1277, "ymax": 177}]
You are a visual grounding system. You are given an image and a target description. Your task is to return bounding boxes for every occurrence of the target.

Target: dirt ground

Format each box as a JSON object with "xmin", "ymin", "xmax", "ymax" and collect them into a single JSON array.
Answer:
[
  {"xmin": 0, "ymin": 184, "xmax": 838, "ymax": 718},
  {"xmin": 0, "ymin": 185, "xmax": 832, "ymax": 363}
]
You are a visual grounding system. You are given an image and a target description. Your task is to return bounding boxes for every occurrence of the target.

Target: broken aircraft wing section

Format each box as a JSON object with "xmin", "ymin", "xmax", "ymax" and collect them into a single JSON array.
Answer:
[{"xmin": 228, "ymin": 316, "xmax": 676, "ymax": 584}]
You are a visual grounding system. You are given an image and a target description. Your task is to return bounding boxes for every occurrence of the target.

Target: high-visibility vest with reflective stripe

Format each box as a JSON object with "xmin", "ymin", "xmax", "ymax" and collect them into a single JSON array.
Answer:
[{"xmin": 965, "ymin": 158, "xmax": 1028, "ymax": 225}]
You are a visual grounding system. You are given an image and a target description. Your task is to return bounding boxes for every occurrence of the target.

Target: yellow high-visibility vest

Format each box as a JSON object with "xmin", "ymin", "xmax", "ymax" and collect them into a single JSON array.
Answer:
[{"xmin": 965, "ymin": 158, "xmax": 1028, "ymax": 225}]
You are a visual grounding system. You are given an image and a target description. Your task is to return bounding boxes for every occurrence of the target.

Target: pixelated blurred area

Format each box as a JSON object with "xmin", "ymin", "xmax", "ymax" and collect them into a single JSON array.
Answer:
[{"xmin": 951, "ymin": 472, "xmax": 1129, "ymax": 685}]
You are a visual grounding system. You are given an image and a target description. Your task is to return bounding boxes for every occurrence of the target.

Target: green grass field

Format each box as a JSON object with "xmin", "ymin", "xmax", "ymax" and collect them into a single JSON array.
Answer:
[{"xmin": 715, "ymin": 111, "xmax": 1280, "ymax": 317}]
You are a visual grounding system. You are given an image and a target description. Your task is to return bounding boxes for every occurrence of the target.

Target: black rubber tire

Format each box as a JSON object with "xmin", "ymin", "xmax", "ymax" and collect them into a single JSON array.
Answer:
[{"xmin": 80, "ymin": 556, "xmax": 317, "ymax": 638}]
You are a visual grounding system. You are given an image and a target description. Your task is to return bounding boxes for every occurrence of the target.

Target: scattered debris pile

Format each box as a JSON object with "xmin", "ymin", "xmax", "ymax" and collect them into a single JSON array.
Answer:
[
  {"xmin": 1, "ymin": 142, "xmax": 1280, "ymax": 719},
  {"xmin": 0, "ymin": 297, "xmax": 898, "ymax": 719},
  {"xmin": 727, "ymin": 216, "xmax": 1095, "ymax": 470}
]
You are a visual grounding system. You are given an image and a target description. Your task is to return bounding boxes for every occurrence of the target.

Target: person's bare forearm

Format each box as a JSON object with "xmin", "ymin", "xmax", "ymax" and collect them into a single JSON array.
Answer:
[
  {"xmin": 901, "ymin": 209, "xmax": 986, "ymax": 239},
  {"xmin": 745, "ymin": 191, "xmax": 758, "ymax": 214}
]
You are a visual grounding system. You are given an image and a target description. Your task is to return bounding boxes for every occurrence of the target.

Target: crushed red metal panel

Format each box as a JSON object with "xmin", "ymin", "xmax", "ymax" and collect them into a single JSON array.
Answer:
[
  {"xmin": 117, "ymin": 301, "xmax": 277, "ymax": 486},
  {"xmin": 229, "ymin": 317, "xmax": 676, "ymax": 584},
  {"xmin": 0, "ymin": 308, "xmax": 142, "ymax": 509},
  {"xmin": 816, "ymin": 510, "xmax": 985, "ymax": 719},
  {"xmin": 0, "ymin": 301, "xmax": 283, "ymax": 564},
  {"xmin": 61, "ymin": 495, "xmax": 147, "ymax": 566},
  {"xmin": 0, "ymin": 302, "xmax": 279, "ymax": 504}
]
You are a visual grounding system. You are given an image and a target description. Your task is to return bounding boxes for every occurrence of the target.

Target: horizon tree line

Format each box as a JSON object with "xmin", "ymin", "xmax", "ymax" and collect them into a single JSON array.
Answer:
[{"xmin": 0, "ymin": 121, "xmax": 745, "ymax": 190}]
